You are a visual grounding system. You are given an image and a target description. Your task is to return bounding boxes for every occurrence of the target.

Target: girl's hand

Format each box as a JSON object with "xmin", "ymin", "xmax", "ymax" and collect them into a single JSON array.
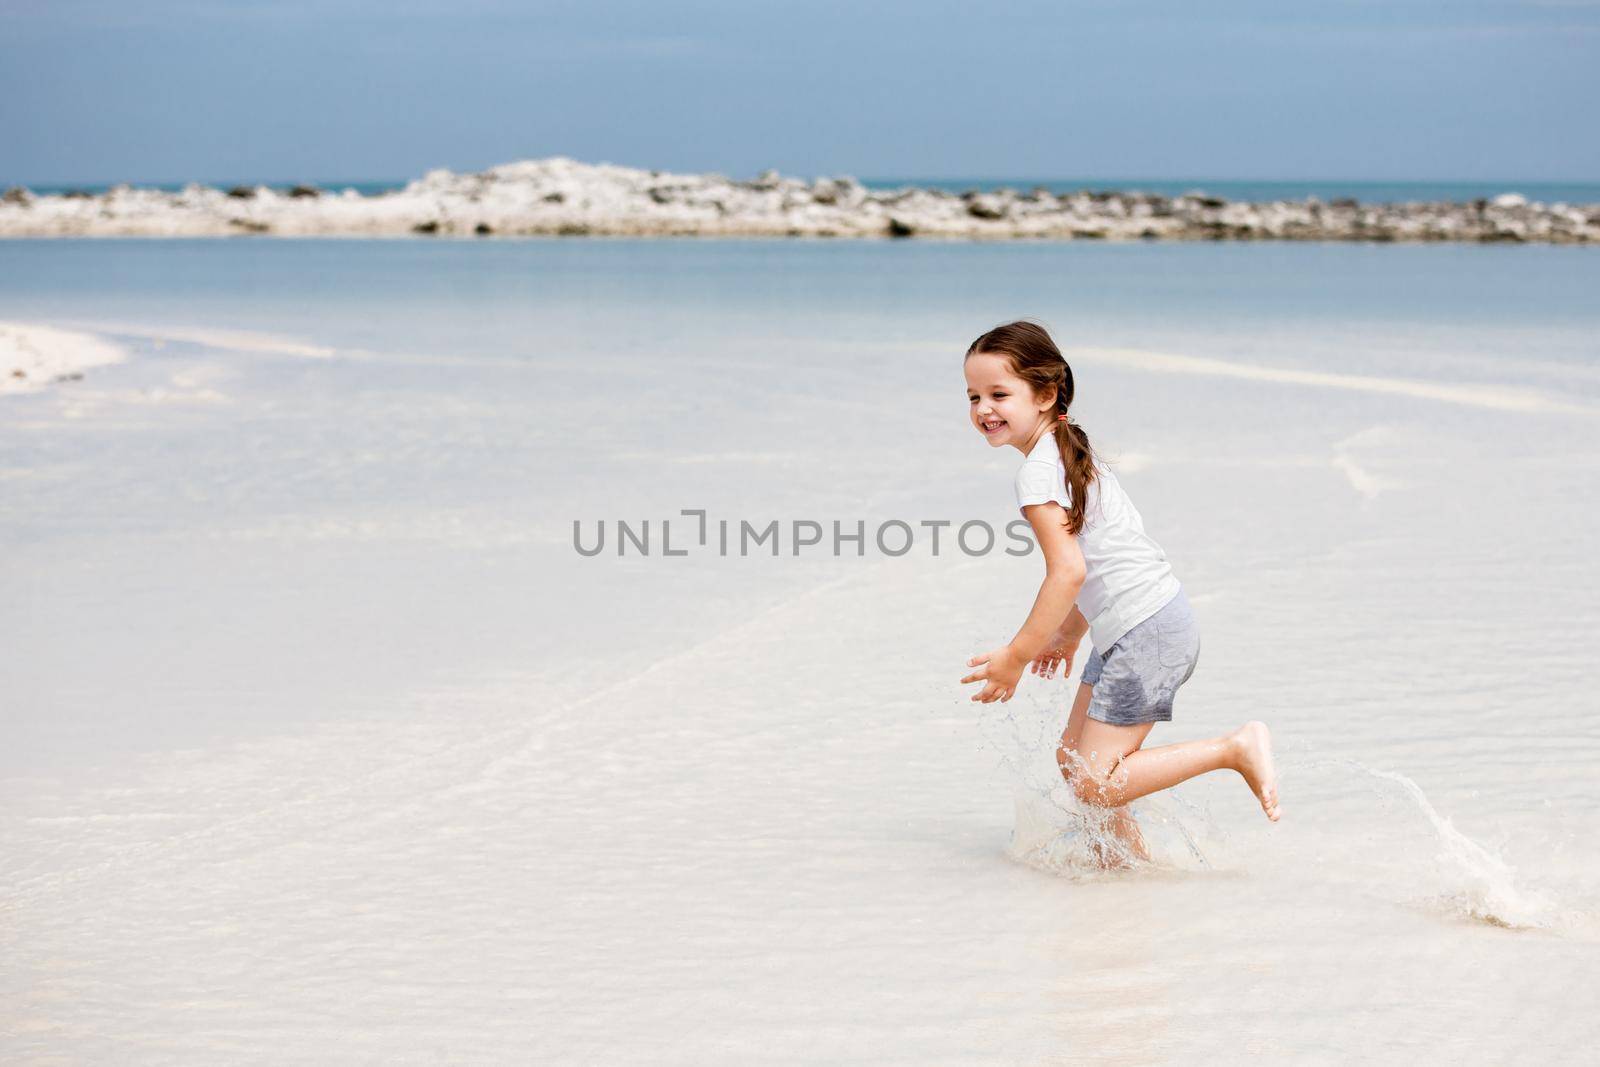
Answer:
[
  {"xmin": 962, "ymin": 644, "xmax": 1027, "ymax": 703},
  {"xmin": 1030, "ymin": 630, "xmax": 1080, "ymax": 680}
]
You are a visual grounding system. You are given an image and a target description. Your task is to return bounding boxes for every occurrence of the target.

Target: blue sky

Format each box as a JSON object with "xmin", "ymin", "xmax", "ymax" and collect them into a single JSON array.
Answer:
[{"xmin": 1, "ymin": 1, "xmax": 1596, "ymax": 184}]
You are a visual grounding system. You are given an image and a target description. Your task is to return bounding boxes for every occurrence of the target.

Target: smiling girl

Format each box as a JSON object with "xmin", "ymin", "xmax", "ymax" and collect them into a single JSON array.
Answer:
[{"xmin": 959, "ymin": 320, "xmax": 1280, "ymax": 865}]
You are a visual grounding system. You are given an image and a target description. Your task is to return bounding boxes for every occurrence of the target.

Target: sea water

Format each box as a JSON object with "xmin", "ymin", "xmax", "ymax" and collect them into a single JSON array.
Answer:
[{"xmin": 2, "ymin": 238, "xmax": 1598, "ymax": 1061}]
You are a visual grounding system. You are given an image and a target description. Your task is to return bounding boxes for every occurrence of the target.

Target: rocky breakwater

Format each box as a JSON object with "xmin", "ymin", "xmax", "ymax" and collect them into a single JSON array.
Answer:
[{"xmin": 2, "ymin": 158, "xmax": 1596, "ymax": 243}]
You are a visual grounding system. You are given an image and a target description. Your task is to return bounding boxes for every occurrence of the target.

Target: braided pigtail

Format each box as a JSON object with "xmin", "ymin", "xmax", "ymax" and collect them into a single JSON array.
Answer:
[{"xmin": 1051, "ymin": 365, "xmax": 1098, "ymax": 535}]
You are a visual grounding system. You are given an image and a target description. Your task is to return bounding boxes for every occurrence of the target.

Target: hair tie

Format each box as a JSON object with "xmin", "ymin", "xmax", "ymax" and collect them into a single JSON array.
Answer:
[{"xmin": 1057, "ymin": 414, "xmax": 1071, "ymax": 423}]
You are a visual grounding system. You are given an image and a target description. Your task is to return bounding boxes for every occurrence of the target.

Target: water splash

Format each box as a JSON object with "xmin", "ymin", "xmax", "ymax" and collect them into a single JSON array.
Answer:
[
  {"xmin": 1287, "ymin": 756, "xmax": 1573, "ymax": 932},
  {"xmin": 981, "ymin": 695, "xmax": 1590, "ymax": 932},
  {"xmin": 1005, "ymin": 785, "xmax": 1223, "ymax": 877},
  {"xmin": 980, "ymin": 696, "xmax": 1228, "ymax": 877}
]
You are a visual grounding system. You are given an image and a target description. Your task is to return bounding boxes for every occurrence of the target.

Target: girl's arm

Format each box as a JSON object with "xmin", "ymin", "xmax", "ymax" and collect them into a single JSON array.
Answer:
[
  {"xmin": 1031, "ymin": 604, "xmax": 1090, "ymax": 678},
  {"xmin": 1052, "ymin": 605, "xmax": 1090, "ymax": 645},
  {"xmin": 1008, "ymin": 502, "xmax": 1087, "ymax": 662},
  {"xmin": 1054, "ymin": 603, "xmax": 1090, "ymax": 655},
  {"xmin": 962, "ymin": 501, "xmax": 1086, "ymax": 703}
]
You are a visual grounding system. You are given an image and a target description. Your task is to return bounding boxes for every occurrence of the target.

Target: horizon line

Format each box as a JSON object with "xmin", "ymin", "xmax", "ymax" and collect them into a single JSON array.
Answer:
[{"xmin": 8, "ymin": 171, "xmax": 1600, "ymax": 191}]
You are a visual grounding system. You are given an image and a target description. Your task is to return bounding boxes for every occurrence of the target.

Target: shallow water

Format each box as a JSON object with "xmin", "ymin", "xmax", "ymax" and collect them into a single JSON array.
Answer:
[{"xmin": 3, "ymin": 239, "xmax": 1598, "ymax": 1061}]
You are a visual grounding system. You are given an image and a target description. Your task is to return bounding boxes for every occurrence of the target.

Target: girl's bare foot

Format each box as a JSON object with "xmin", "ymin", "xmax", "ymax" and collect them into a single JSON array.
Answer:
[{"xmin": 1230, "ymin": 721, "xmax": 1281, "ymax": 822}]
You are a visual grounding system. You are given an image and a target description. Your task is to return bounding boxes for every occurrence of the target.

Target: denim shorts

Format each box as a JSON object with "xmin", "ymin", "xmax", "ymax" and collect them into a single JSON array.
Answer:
[{"xmin": 1080, "ymin": 587, "xmax": 1201, "ymax": 726}]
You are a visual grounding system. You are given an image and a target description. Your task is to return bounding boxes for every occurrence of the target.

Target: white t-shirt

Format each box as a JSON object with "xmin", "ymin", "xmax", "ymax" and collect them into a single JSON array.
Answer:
[{"xmin": 1014, "ymin": 430, "xmax": 1181, "ymax": 652}]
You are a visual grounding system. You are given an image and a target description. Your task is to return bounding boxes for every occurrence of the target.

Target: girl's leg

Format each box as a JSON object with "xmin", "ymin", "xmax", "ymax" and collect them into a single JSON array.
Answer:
[
  {"xmin": 1058, "ymin": 681, "xmax": 1093, "ymax": 753},
  {"xmin": 1069, "ymin": 715, "xmax": 1281, "ymax": 821},
  {"xmin": 1059, "ymin": 683, "xmax": 1154, "ymax": 863},
  {"xmin": 1105, "ymin": 805, "xmax": 1149, "ymax": 863}
]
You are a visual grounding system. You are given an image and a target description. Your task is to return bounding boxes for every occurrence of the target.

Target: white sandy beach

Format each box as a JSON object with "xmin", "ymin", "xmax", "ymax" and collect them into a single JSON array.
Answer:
[
  {"xmin": 0, "ymin": 321, "xmax": 125, "ymax": 395},
  {"xmin": 3, "ymin": 239, "xmax": 1598, "ymax": 1062}
]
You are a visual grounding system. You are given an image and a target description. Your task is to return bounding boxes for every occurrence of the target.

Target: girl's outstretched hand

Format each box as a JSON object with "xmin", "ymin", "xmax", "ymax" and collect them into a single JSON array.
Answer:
[
  {"xmin": 1030, "ymin": 631, "xmax": 1079, "ymax": 679},
  {"xmin": 962, "ymin": 644, "xmax": 1027, "ymax": 703}
]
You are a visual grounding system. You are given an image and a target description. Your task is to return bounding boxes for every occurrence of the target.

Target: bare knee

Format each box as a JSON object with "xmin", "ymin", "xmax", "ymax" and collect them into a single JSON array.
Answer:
[
  {"xmin": 1056, "ymin": 743, "xmax": 1077, "ymax": 786},
  {"xmin": 1074, "ymin": 772, "xmax": 1121, "ymax": 808},
  {"xmin": 1058, "ymin": 746, "xmax": 1118, "ymax": 808},
  {"xmin": 1058, "ymin": 745, "xmax": 1123, "ymax": 807}
]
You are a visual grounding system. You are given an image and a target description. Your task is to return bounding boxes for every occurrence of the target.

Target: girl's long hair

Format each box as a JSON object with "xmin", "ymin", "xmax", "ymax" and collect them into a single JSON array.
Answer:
[{"xmin": 965, "ymin": 319, "xmax": 1099, "ymax": 535}]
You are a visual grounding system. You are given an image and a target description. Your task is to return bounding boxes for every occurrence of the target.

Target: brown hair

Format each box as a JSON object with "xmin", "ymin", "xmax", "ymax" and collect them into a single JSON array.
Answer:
[{"xmin": 964, "ymin": 319, "xmax": 1098, "ymax": 535}]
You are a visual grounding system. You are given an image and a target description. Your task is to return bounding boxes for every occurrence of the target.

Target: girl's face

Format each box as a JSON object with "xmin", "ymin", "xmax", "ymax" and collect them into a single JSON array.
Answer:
[{"xmin": 964, "ymin": 351, "xmax": 1051, "ymax": 452}]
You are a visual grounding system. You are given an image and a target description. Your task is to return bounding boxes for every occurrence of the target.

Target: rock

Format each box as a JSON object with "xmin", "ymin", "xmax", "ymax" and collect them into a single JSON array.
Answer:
[
  {"xmin": 287, "ymin": 185, "xmax": 320, "ymax": 199},
  {"xmin": 749, "ymin": 169, "xmax": 781, "ymax": 191},
  {"xmin": 543, "ymin": 192, "xmax": 565, "ymax": 203},
  {"xmin": 811, "ymin": 179, "xmax": 842, "ymax": 205},
  {"xmin": 2, "ymin": 186, "xmax": 32, "ymax": 205},
  {"xmin": 815, "ymin": 177, "xmax": 865, "ymax": 208},
  {"xmin": 886, "ymin": 217, "xmax": 916, "ymax": 237},
  {"xmin": 226, "ymin": 185, "xmax": 257, "ymax": 199},
  {"xmin": 475, "ymin": 222, "xmax": 493, "ymax": 235},
  {"xmin": 1491, "ymin": 193, "xmax": 1527, "ymax": 209},
  {"xmin": 412, "ymin": 220, "xmax": 440, "ymax": 234},
  {"xmin": 967, "ymin": 195, "xmax": 1007, "ymax": 220}
]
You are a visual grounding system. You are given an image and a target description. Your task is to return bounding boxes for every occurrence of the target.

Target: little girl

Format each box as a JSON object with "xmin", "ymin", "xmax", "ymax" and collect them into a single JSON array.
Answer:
[{"xmin": 959, "ymin": 320, "xmax": 1280, "ymax": 864}]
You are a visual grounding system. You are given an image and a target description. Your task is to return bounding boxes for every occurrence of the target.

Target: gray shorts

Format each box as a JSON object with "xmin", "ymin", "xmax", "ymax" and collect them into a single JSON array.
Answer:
[{"xmin": 1080, "ymin": 587, "xmax": 1201, "ymax": 726}]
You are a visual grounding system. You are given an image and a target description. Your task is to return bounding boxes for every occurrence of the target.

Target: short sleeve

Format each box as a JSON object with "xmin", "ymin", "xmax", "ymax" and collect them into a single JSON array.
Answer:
[{"xmin": 1014, "ymin": 459, "xmax": 1072, "ymax": 511}]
